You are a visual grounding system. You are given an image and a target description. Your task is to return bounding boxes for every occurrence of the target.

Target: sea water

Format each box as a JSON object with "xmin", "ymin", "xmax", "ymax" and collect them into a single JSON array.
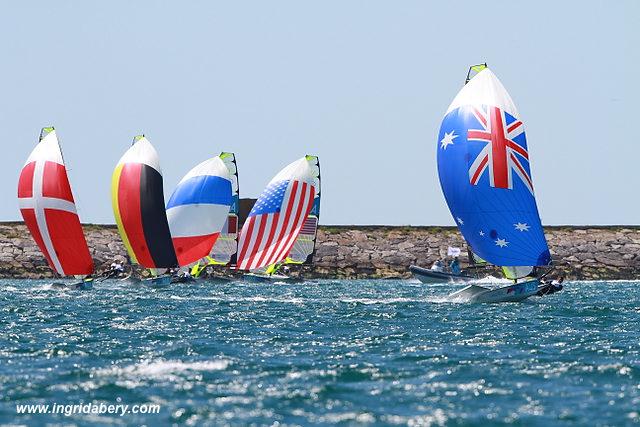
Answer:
[{"xmin": 0, "ymin": 279, "xmax": 638, "ymax": 426}]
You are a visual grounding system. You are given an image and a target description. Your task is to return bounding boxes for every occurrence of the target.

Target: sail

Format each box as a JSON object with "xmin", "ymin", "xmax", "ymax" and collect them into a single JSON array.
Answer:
[
  {"xmin": 209, "ymin": 152, "xmax": 240, "ymax": 265},
  {"xmin": 467, "ymin": 248, "xmax": 488, "ymax": 266},
  {"xmin": 17, "ymin": 127, "xmax": 93, "ymax": 276},
  {"xmin": 437, "ymin": 67, "xmax": 551, "ymax": 267},
  {"xmin": 502, "ymin": 266, "xmax": 534, "ymax": 280},
  {"xmin": 111, "ymin": 135, "xmax": 177, "ymax": 269},
  {"xmin": 236, "ymin": 156, "xmax": 318, "ymax": 271},
  {"xmin": 286, "ymin": 156, "xmax": 321, "ymax": 264},
  {"xmin": 465, "ymin": 63, "xmax": 487, "ymax": 84},
  {"xmin": 166, "ymin": 153, "xmax": 234, "ymax": 266}
]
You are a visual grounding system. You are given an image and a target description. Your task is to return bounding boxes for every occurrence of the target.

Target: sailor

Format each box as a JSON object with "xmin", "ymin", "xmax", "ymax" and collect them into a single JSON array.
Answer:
[
  {"xmin": 104, "ymin": 261, "xmax": 124, "ymax": 278},
  {"xmin": 449, "ymin": 257, "xmax": 461, "ymax": 275},
  {"xmin": 550, "ymin": 277, "xmax": 564, "ymax": 292},
  {"xmin": 431, "ymin": 259, "xmax": 444, "ymax": 272},
  {"xmin": 537, "ymin": 276, "xmax": 564, "ymax": 296}
]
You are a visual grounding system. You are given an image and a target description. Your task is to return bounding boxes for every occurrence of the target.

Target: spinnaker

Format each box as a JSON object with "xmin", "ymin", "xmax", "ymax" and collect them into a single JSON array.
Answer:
[
  {"xmin": 285, "ymin": 155, "xmax": 321, "ymax": 265},
  {"xmin": 166, "ymin": 153, "xmax": 235, "ymax": 267},
  {"xmin": 111, "ymin": 135, "xmax": 177, "ymax": 269},
  {"xmin": 236, "ymin": 155, "xmax": 319, "ymax": 271},
  {"xmin": 18, "ymin": 127, "xmax": 94, "ymax": 277},
  {"xmin": 438, "ymin": 66, "xmax": 550, "ymax": 268}
]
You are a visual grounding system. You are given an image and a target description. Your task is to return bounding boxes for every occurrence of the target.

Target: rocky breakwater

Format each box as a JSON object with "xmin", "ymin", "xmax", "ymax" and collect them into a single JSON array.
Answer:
[
  {"xmin": 0, "ymin": 223, "xmax": 127, "ymax": 279},
  {"xmin": 1, "ymin": 222, "xmax": 639, "ymax": 279},
  {"xmin": 313, "ymin": 226, "xmax": 640, "ymax": 280}
]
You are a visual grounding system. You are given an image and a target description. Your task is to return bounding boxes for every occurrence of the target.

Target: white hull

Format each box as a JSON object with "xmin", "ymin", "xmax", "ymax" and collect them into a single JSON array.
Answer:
[{"xmin": 448, "ymin": 279, "xmax": 540, "ymax": 303}]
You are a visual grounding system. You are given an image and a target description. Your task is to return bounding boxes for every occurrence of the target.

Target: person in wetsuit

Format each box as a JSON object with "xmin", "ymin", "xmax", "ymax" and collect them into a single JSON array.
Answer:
[
  {"xmin": 537, "ymin": 276, "xmax": 564, "ymax": 296},
  {"xmin": 449, "ymin": 257, "xmax": 461, "ymax": 275}
]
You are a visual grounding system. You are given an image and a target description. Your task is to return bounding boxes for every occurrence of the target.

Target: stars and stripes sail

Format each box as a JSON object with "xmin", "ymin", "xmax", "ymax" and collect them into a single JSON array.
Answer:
[
  {"xmin": 285, "ymin": 156, "xmax": 321, "ymax": 265},
  {"xmin": 236, "ymin": 156, "xmax": 318, "ymax": 271},
  {"xmin": 166, "ymin": 153, "xmax": 234, "ymax": 267},
  {"xmin": 437, "ymin": 67, "xmax": 551, "ymax": 267},
  {"xmin": 111, "ymin": 135, "xmax": 177, "ymax": 269},
  {"xmin": 17, "ymin": 127, "xmax": 93, "ymax": 276}
]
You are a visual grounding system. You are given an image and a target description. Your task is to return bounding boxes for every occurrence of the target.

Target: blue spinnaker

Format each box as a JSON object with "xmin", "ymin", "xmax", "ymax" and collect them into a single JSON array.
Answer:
[{"xmin": 437, "ymin": 68, "xmax": 550, "ymax": 267}]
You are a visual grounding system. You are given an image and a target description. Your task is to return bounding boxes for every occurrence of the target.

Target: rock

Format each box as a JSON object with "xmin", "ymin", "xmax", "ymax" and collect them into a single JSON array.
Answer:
[
  {"xmin": 1, "ymin": 224, "xmax": 640, "ymax": 279},
  {"xmin": 594, "ymin": 255, "xmax": 628, "ymax": 268}
]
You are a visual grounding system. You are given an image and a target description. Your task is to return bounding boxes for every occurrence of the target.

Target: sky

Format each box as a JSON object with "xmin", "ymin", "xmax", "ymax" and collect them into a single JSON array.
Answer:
[{"xmin": 1, "ymin": 1, "xmax": 638, "ymax": 226}]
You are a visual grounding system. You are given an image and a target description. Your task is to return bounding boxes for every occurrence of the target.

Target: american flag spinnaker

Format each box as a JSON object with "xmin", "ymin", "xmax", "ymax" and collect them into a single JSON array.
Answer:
[
  {"xmin": 18, "ymin": 127, "xmax": 94, "ymax": 276},
  {"xmin": 236, "ymin": 156, "xmax": 319, "ymax": 271},
  {"xmin": 111, "ymin": 135, "xmax": 177, "ymax": 269},
  {"xmin": 166, "ymin": 153, "xmax": 235, "ymax": 267},
  {"xmin": 437, "ymin": 66, "xmax": 551, "ymax": 268},
  {"xmin": 285, "ymin": 156, "xmax": 320, "ymax": 265}
]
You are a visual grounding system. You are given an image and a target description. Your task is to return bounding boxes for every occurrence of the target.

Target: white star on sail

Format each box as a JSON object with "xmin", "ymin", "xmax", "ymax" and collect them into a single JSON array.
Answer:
[
  {"xmin": 440, "ymin": 131, "xmax": 458, "ymax": 150},
  {"xmin": 495, "ymin": 238, "xmax": 509, "ymax": 247},
  {"xmin": 514, "ymin": 222, "xmax": 530, "ymax": 232},
  {"xmin": 456, "ymin": 217, "xmax": 464, "ymax": 225},
  {"xmin": 479, "ymin": 231, "xmax": 484, "ymax": 236}
]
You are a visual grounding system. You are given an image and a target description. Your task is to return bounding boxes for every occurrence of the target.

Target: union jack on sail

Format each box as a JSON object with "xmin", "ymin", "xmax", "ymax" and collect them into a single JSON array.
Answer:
[
  {"xmin": 236, "ymin": 179, "xmax": 315, "ymax": 270},
  {"xmin": 467, "ymin": 105, "xmax": 533, "ymax": 193},
  {"xmin": 437, "ymin": 66, "xmax": 551, "ymax": 267}
]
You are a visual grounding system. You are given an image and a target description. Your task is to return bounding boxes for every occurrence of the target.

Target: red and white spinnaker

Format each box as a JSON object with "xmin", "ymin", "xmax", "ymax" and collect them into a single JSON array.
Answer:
[{"xmin": 18, "ymin": 128, "xmax": 93, "ymax": 276}]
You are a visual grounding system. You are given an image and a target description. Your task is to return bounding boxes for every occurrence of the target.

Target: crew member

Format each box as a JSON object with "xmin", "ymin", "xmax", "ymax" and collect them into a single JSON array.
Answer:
[{"xmin": 449, "ymin": 257, "xmax": 461, "ymax": 275}]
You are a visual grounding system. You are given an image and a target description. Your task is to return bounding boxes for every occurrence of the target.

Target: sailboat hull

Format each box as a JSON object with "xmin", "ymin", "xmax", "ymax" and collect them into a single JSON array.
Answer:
[
  {"xmin": 242, "ymin": 273, "xmax": 301, "ymax": 283},
  {"xmin": 144, "ymin": 275, "xmax": 172, "ymax": 287},
  {"xmin": 50, "ymin": 278, "xmax": 94, "ymax": 290},
  {"xmin": 409, "ymin": 265, "xmax": 475, "ymax": 284},
  {"xmin": 448, "ymin": 279, "xmax": 540, "ymax": 303}
]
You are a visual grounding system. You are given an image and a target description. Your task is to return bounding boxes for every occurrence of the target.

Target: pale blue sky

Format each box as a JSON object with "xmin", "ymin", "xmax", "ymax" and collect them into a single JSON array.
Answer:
[{"xmin": 1, "ymin": 1, "xmax": 638, "ymax": 225}]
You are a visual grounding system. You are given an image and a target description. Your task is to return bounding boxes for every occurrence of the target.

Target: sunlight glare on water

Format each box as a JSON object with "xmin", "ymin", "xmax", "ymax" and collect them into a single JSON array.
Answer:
[{"xmin": 0, "ymin": 279, "xmax": 638, "ymax": 425}]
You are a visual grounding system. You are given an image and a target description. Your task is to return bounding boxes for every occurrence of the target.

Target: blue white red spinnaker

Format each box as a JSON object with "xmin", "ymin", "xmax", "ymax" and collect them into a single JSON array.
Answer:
[{"xmin": 166, "ymin": 155, "xmax": 234, "ymax": 266}]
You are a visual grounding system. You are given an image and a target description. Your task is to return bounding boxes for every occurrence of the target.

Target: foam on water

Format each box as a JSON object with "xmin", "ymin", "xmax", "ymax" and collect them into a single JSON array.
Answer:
[{"xmin": 0, "ymin": 278, "xmax": 638, "ymax": 425}]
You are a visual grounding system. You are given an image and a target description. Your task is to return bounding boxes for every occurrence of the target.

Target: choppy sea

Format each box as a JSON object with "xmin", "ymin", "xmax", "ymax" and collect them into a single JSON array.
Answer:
[{"xmin": 0, "ymin": 279, "xmax": 638, "ymax": 426}]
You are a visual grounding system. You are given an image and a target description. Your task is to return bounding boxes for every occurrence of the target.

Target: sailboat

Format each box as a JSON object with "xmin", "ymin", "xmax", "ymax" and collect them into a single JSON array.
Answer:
[
  {"xmin": 409, "ymin": 248, "xmax": 494, "ymax": 284},
  {"xmin": 18, "ymin": 127, "xmax": 94, "ymax": 289},
  {"xmin": 111, "ymin": 135, "xmax": 177, "ymax": 286},
  {"xmin": 188, "ymin": 153, "xmax": 240, "ymax": 280},
  {"xmin": 166, "ymin": 152, "xmax": 237, "ymax": 282},
  {"xmin": 437, "ymin": 64, "xmax": 552, "ymax": 303},
  {"xmin": 236, "ymin": 155, "xmax": 320, "ymax": 282}
]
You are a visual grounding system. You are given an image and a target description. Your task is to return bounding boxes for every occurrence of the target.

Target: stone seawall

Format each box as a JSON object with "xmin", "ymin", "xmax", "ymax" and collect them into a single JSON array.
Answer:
[{"xmin": 1, "ymin": 222, "xmax": 639, "ymax": 280}]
